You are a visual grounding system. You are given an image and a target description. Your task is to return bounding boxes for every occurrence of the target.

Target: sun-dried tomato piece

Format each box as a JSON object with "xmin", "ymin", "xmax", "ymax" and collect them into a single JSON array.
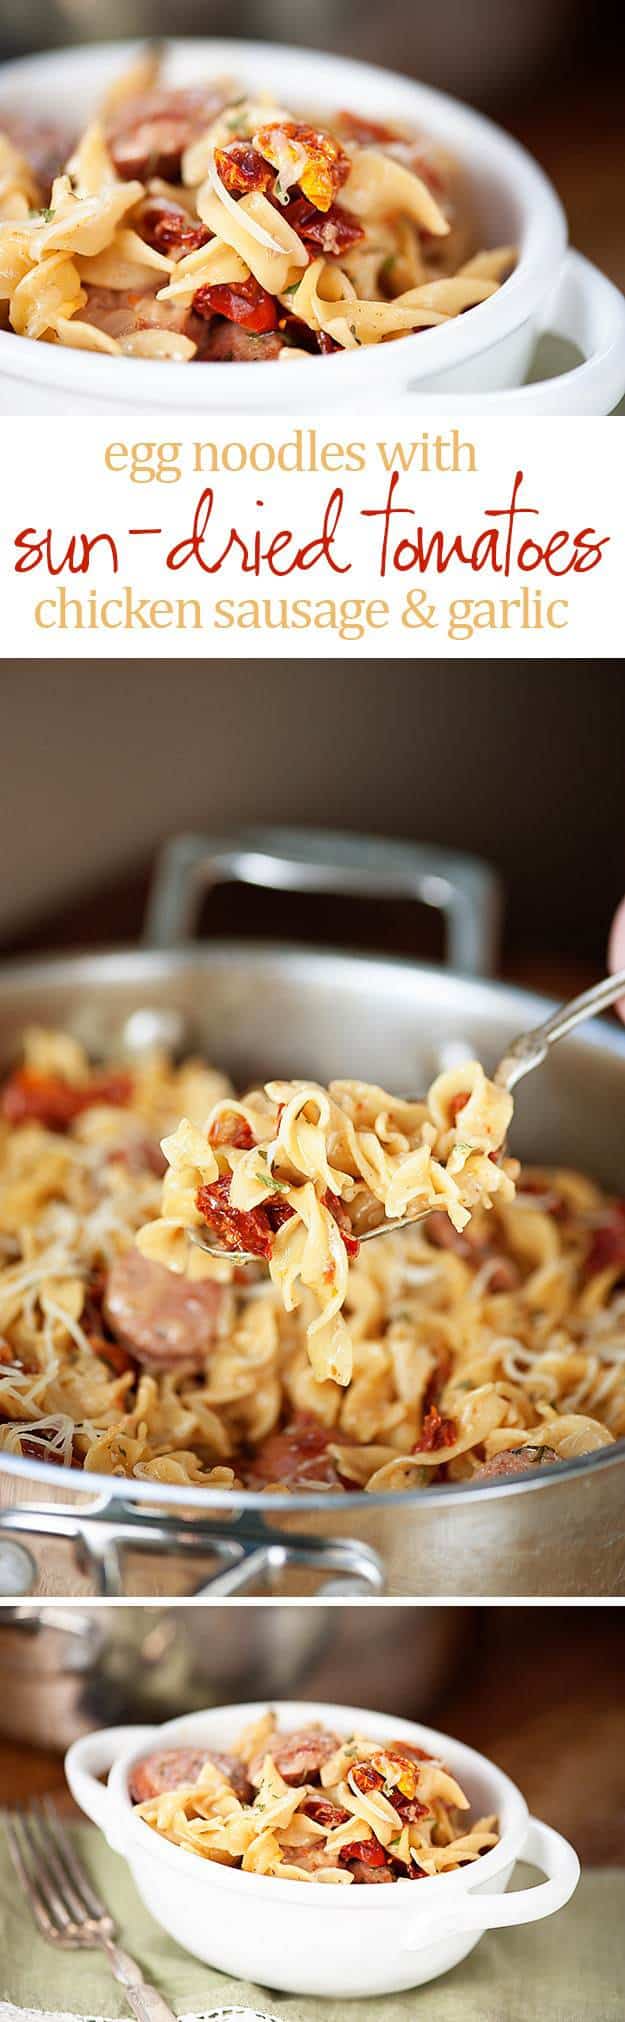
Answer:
[
  {"xmin": 339, "ymin": 1836, "xmax": 389, "ymax": 1869},
  {"xmin": 323, "ymin": 1189, "xmax": 360, "ymax": 1260},
  {"xmin": 416, "ymin": 1403, "xmax": 458, "ymax": 1453},
  {"xmin": 214, "ymin": 141, "xmax": 274, "ymax": 197},
  {"xmin": 303, "ymin": 1795, "xmax": 351, "ymax": 1828},
  {"xmin": 193, "ymin": 276, "xmax": 278, "ymax": 333},
  {"xmin": 404, "ymin": 148, "xmax": 446, "ymax": 197},
  {"xmin": 337, "ymin": 110, "xmax": 400, "ymax": 147},
  {"xmin": 279, "ymin": 193, "xmax": 364, "ymax": 256},
  {"xmin": 254, "ymin": 121, "xmax": 350, "ymax": 212},
  {"xmin": 1, "ymin": 1068, "xmax": 133, "ymax": 1132},
  {"xmin": 371, "ymin": 1748, "xmax": 421, "ymax": 1799},
  {"xmin": 196, "ymin": 1171, "xmax": 293, "ymax": 1256},
  {"xmin": 139, "ymin": 200, "xmax": 212, "ymax": 255},
  {"xmin": 18, "ymin": 1432, "xmax": 67, "ymax": 1465},
  {"xmin": 449, "ymin": 1090, "xmax": 470, "ymax": 1122},
  {"xmin": 350, "ymin": 1759, "xmax": 384, "ymax": 1797},
  {"xmin": 395, "ymin": 1791, "xmax": 430, "ymax": 1822},
  {"xmin": 387, "ymin": 1740, "xmax": 434, "ymax": 1765},
  {"xmin": 584, "ymin": 1203, "xmax": 625, "ymax": 1280},
  {"xmin": 208, "ymin": 1113, "xmax": 256, "ymax": 1151}
]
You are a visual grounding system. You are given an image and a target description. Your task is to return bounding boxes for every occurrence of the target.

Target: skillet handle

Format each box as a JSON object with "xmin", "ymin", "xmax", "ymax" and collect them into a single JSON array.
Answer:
[
  {"xmin": 0, "ymin": 1496, "xmax": 384, "ymax": 1598},
  {"xmin": 143, "ymin": 826, "xmax": 500, "ymax": 978}
]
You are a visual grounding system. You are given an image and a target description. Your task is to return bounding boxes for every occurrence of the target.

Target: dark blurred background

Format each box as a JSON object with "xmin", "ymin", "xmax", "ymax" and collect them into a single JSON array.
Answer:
[
  {"xmin": 0, "ymin": 2, "xmax": 624, "ymax": 287},
  {"xmin": 0, "ymin": 662, "xmax": 622, "ymax": 1002}
]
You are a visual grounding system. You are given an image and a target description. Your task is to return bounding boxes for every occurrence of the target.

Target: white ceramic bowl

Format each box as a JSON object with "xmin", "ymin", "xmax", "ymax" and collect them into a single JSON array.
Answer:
[
  {"xmin": 66, "ymin": 1698, "xmax": 580, "ymax": 1998},
  {"xmin": 1, "ymin": 36, "xmax": 625, "ymax": 414}
]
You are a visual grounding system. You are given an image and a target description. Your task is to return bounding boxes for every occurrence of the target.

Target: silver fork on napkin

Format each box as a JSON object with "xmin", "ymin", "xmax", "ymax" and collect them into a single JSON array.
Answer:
[{"xmin": 7, "ymin": 1800, "xmax": 177, "ymax": 2022}]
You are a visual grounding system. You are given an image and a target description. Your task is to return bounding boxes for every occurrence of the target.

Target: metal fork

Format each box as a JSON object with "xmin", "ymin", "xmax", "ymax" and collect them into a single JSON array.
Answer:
[
  {"xmin": 7, "ymin": 1800, "xmax": 176, "ymax": 2022},
  {"xmin": 189, "ymin": 963, "xmax": 625, "ymax": 1262}
]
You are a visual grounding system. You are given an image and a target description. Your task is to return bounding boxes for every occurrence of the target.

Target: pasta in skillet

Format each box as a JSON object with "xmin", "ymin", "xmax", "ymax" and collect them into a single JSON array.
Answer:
[
  {"xmin": 0, "ymin": 50, "xmax": 516, "ymax": 361},
  {"xmin": 0, "ymin": 1027, "xmax": 622, "ymax": 1494},
  {"xmin": 138, "ymin": 1067, "xmax": 516, "ymax": 1384},
  {"xmin": 130, "ymin": 1712, "xmax": 499, "ymax": 1883}
]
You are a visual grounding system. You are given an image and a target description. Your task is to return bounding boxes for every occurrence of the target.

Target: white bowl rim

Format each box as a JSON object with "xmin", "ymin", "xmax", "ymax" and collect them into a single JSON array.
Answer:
[
  {"xmin": 103, "ymin": 1696, "xmax": 528, "ymax": 1908},
  {"xmin": 0, "ymin": 35, "xmax": 567, "ymax": 398}
]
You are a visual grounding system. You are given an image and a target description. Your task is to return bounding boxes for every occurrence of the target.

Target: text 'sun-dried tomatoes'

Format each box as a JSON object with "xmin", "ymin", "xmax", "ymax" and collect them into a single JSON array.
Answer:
[{"xmin": 193, "ymin": 276, "xmax": 279, "ymax": 332}]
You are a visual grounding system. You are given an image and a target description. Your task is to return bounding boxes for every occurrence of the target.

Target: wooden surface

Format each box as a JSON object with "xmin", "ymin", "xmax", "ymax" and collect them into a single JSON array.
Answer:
[{"xmin": 0, "ymin": 1609, "xmax": 623, "ymax": 1865}]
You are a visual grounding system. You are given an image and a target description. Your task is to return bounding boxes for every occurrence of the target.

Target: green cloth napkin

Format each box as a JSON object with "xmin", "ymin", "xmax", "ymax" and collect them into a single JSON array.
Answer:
[{"xmin": 0, "ymin": 1819, "xmax": 621, "ymax": 2022}]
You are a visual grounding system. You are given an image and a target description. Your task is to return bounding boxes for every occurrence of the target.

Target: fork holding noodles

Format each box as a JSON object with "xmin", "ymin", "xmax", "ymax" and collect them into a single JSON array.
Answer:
[{"xmin": 137, "ymin": 1063, "xmax": 516, "ymax": 1385}]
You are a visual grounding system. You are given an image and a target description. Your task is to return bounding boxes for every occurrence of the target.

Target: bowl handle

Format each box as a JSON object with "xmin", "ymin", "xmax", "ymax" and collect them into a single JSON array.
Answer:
[
  {"xmin": 525, "ymin": 249, "xmax": 625, "ymax": 414},
  {"xmin": 65, "ymin": 1725, "xmax": 158, "ymax": 1849},
  {"xmin": 402, "ymin": 1816, "xmax": 580, "ymax": 1950},
  {"xmin": 403, "ymin": 250, "xmax": 625, "ymax": 414}
]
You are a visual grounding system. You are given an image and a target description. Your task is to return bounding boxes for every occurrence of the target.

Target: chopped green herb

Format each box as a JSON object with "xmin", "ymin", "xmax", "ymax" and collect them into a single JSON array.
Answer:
[
  {"xmin": 256, "ymin": 1169, "xmax": 289, "ymax": 1194},
  {"xmin": 30, "ymin": 205, "xmax": 55, "ymax": 222}
]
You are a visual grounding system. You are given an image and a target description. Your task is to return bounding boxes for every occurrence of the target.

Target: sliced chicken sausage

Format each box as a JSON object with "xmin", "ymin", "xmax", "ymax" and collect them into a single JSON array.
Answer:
[
  {"xmin": 477, "ymin": 1444, "xmax": 557, "ymax": 1481},
  {"xmin": 104, "ymin": 1249, "xmax": 224, "ymax": 1371},
  {"xmin": 250, "ymin": 1724, "xmax": 341, "ymax": 1787},
  {"xmin": 107, "ymin": 86, "xmax": 227, "ymax": 181},
  {"xmin": 128, "ymin": 1746, "xmax": 252, "ymax": 1805}
]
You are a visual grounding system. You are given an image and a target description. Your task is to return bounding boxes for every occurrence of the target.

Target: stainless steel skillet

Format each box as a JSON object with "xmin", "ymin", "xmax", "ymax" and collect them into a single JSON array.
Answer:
[{"xmin": 0, "ymin": 826, "xmax": 623, "ymax": 1601}]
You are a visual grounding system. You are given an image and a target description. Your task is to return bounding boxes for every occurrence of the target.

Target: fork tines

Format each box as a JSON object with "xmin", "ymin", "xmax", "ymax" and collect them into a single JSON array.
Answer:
[{"xmin": 7, "ymin": 1800, "xmax": 111, "ymax": 1944}]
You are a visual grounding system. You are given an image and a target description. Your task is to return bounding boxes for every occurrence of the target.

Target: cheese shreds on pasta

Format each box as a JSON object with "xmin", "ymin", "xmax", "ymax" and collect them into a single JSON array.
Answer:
[
  {"xmin": 0, "ymin": 1027, "xmax": 622, "ymax": 1494},
  {"xmin": 131, "ymin": 1712, "xmax": 499, "ymax": 1882},
  {"xmin": 0, "ymin": 57, "xmax": 516, "ymax": 363}
]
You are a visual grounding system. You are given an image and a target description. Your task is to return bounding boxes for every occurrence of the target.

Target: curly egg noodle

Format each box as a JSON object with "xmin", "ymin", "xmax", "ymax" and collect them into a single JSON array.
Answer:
[
  {"xmin": 0, "ymin": 1027, "xmax": 622, "ymax": 1494},
  {"xmin": 139, "ymin": 1067, "xmax": 516, "ymax": 1386},
  {"xmin": 132, "ymin": 1713, "xmax": 499, "ymax": 1883},
  {"xmin": 0, "ymin": 49, "xmax": 516, "ymax": 362}
]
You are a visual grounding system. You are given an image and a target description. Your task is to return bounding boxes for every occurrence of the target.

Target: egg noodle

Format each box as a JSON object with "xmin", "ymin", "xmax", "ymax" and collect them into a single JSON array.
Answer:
[
  {"xmin": 0, "ymin": 50, "xmax": 516, "ymax": 362},
  {"xmin": 0, "ymin": 1027, "xmax": 622, "ymax": 1494},
  {"xmin": 133, "ymin": 1713, "xmax": 499, "ymax": 1883}
]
